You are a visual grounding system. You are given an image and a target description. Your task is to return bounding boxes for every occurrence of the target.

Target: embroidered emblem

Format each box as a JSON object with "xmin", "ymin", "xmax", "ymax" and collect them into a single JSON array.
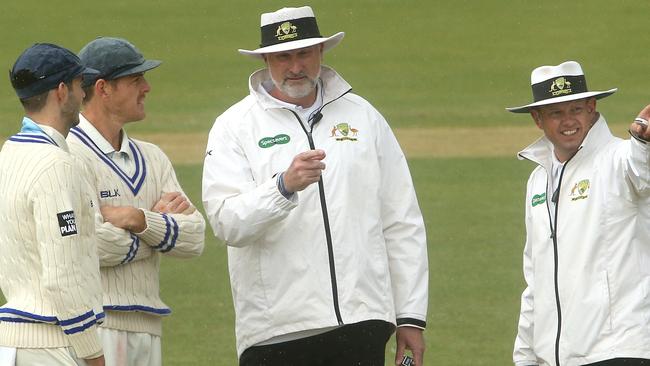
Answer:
[
  {"xmin": 550, "ymin": 77, "xmax": 572, "ymax": 96},
  {"xmin": 531, "ymin": 192, "xmax": 546, "ymax": 207},
  {"xmin": 276, "ymin": 22, "xmax": 298, "ymax": 41},
  {"xmin": 259, "ymin": 134, "xmax": 291, "ymax": 148},
  {"xmin": 330, "ymin": 123, "xmax": 359, "ymax": 141},
  {"xmin": 57, "ymin": 211, "xmax": 78, "ymax": 237},
  {"xmin": 569, "ymin": 179, "xmax": 590, "ymax": 201}
]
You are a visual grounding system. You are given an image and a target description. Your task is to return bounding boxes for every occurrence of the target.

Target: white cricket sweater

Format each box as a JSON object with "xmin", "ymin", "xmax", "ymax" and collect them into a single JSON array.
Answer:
[
  {"xmin": 0, "ymin": 118, "xmax": 104, "ymax": 359},
  {"xmin": 67, "ymin": 120, "xmax": 205, "ymax": 337}
]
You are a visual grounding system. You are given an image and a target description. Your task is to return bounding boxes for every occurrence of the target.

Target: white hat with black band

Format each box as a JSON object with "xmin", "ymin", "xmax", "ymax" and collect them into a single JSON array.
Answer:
[
  {"xmin": 506, "ymin": 60, "xmax": 617, "ymax": 113},
  {"xmin": 238, "ymin": 6, "xmax": 344, "ymax": 59}
]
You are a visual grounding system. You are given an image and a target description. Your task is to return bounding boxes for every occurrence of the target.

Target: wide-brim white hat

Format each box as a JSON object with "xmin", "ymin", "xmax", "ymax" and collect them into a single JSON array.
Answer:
[
  {"xmin": 507, "ymin": 60, "xmax": 617, "ymax": 113},
  {"xmin": 238, "ymin": 6, "xmax": 344, "ymax": 59}
]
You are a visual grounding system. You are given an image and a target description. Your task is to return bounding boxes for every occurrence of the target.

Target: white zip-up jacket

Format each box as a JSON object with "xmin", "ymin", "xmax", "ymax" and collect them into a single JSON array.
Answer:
[
  {"xmin": 202, "ymin": 66, "xmax": 429, "ymax": 356},
  {"xmin": 514, "ymin": 115, "xmax": 650, "ymax": 366}
]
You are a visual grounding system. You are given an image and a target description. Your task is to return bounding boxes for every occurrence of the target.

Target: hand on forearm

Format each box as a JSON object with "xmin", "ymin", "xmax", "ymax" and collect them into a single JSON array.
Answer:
[
  {"xmin": 152, "ymin": 191, "xmax": 195, "ymax": 214},
  {"xmin": 100, "ymin": 206, "xmax": 146, "ymax": 233}
]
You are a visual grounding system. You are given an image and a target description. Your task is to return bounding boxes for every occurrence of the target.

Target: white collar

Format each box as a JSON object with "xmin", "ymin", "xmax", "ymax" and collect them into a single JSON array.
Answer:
[{"xmin": 78, "ymin": 114, "xmax": 132, "ymax": 157}]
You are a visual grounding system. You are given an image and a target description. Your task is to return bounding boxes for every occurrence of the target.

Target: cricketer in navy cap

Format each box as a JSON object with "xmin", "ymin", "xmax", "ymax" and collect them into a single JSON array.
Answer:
[{"xmin": 9, "ymin": 43, "xmax": 98, "ymax": 99}]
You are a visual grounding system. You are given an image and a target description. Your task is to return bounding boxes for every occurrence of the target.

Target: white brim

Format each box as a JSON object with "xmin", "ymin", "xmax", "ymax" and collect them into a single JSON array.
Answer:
[
  {"xmin": 238, "ymin": 32, "xmax": 344, "ymax": 59},
  {"xmin": 506, "ymin": 88, "xmax": 617, "ymax": 113}
]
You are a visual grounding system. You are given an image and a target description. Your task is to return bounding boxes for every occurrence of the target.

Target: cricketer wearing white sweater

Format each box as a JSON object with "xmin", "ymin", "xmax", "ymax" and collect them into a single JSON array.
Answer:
[
  {"xmin": 66, "ymin": 115, "xmax": 205, "ymax": 338},
  {"xmin": 0, "ymin": 118, "xmax": 104, "ymax": 359}
]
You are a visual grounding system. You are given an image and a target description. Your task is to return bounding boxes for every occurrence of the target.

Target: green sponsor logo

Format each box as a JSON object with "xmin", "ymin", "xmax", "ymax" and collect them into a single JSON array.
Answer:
[
  {"xmin": 258, "ymin": 134, "xmax": 290, "ymax": 148},
  {"xmin": 531, "ymin": 192, "xmax": 546, "ymax": 207}
]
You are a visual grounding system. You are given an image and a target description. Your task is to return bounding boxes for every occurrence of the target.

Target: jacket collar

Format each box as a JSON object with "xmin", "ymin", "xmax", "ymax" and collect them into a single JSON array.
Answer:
[
  {"xmin": 248, "ymin": 65, "xmax": 352, "ymax": 110},
  {"xmin": 517, "ymin": 114, "xmax": 613, "ymax": 170}
]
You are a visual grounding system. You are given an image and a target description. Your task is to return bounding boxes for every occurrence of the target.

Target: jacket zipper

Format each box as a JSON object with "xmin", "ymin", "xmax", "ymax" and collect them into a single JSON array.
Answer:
[
  {"xmin": 287, "ymin": 96, "xmax": 348, "ymax": 325},
  {"xmin": 548, "ymin": 152, "xmax": 577, "ymax": 366}
]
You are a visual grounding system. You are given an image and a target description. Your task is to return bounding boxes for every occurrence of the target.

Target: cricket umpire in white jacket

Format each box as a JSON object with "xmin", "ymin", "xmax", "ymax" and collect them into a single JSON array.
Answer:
[
  {"xmin": 507, "ymin": 61, "xmax": 650, "ymax": 366},
  {"xmin": 202, "ymin": 6, "xmax": 429, "ymax": 366}
]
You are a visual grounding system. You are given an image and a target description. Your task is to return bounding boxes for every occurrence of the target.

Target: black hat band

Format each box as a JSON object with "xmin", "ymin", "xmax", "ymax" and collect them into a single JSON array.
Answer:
[
  {"xmin": 260, "ymin": 17, "xmax": 322, "ymax": 48},
  {"xmin": 532, "ymin": 75, "xmax": 588, "ymax": 102}
]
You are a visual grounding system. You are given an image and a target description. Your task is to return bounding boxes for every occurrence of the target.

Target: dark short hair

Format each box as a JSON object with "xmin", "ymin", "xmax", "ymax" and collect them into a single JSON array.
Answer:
[{"xmin": 20, "ymin": 79, "xmax": 74, "ymax": 113}]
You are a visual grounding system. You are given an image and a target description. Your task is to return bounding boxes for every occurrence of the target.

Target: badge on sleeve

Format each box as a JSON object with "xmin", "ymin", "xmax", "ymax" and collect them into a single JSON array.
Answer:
[{"xmin": 57, "ymin": 211, "xmax": 78, "ymax": 237}]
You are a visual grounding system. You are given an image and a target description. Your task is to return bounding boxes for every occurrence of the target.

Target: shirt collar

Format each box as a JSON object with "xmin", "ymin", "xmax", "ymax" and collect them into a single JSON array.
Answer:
[
  {"xmin": 78, "ymin": 114, "xmax": 132, "ymax": 157},
  {"xmin": 21, "ymin": 117, "xmax": 69, "ymax": 152}
]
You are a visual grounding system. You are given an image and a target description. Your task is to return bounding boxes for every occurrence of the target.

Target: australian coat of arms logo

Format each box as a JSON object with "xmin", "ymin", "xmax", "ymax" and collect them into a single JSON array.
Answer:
[
  {"xmin": 330, "ymin": 123, "xmax": 359, "ymax": 141},
  {"xmin": 276, "ymin": 22, "xmax": 298, "ymax": 41},
  {"xmin": 569, "ymin": 179, "xmax": 590, "ymax": 201},
  {"xmin": 549, "ymin": 77, "xmax": 572, "ymax": 96}
]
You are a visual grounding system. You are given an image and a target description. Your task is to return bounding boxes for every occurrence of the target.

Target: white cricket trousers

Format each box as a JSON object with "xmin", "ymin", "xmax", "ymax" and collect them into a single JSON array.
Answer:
[
  {"xmin": 98, "ymin": 328, "xmax": 161, "ymax": 366},
  {"xmin": 0, "ymin": 345, "xmax": 89, "ymax": 366}
]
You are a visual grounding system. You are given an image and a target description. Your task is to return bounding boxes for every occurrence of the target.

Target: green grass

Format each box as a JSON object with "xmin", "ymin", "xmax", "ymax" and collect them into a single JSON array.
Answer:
[{"xmin": 2, "ymin": 0, "xmax": 650, "ymax": 136}]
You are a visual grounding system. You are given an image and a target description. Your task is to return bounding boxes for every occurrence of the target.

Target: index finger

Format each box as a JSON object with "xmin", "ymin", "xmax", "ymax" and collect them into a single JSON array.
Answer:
[{"xmin": 298, "ymin": 149, "xmax": 326, "ymax": 161}]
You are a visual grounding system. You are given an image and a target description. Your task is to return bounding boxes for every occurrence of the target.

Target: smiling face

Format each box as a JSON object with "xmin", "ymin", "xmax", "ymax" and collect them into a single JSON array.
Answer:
[{"xmin": 531, "ymin": 97, "xmax": 598, "ymax": 162}]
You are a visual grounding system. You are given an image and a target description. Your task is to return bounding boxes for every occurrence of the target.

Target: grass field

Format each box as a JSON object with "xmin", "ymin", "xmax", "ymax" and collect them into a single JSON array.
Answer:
[{"xmin": 1, "ymin": 0, "xmax": 650, "ymax": 364}]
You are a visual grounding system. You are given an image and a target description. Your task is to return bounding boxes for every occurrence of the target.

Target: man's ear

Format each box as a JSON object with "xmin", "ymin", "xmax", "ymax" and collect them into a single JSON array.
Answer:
[
  {"xmin": 55, "ymin": 81, "xmax": 69, "ymax": 104},
  {"xmin": 95, "ymin": 79, "xmax": 110, "ymax": 98}
]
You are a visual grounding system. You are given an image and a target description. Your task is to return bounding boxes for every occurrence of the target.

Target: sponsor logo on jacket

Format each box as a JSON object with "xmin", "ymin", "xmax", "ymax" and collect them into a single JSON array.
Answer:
[
  {"xmin": 258, "ymin": 134, "xmax": 291, "ymax": 148},
  {"xmin": 532, "ymin": 192, "xmax": 546, "ymax": 207}
]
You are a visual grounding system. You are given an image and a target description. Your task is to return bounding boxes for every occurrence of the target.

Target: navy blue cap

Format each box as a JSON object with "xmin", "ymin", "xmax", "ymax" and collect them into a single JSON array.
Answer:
[
  {"xmin": 9, "ymin": 43, "xmax": 99, "ymax": 99},
  {"xmin": 79, "ymin": 37, "xmax": 162, "ymax": 88}
]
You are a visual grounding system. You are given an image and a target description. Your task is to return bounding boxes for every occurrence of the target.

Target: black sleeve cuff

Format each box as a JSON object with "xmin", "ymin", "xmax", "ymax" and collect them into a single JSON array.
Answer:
[{"xmin": 396, "ymin": 317, "xmax": 426, "ymax": 329}]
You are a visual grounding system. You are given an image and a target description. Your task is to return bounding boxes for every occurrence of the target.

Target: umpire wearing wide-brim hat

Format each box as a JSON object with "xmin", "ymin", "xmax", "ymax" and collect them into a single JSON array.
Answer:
[
  {"xmin": 506, "ymin": 60, "xmax": 617, "ymax": 113},
  {"xmin": 238, "ymin": 6, "xmax": 344, "ymax": 58},
  {"xmin": 78, "ymin": 37, "xmax": 161, "ymax": 87}
]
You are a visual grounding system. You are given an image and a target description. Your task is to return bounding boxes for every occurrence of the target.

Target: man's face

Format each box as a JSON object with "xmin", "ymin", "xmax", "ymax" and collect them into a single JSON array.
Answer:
[
  {"xmin": 265, "ymin": 45, "xmax": 322, "ymax": 101},
  {"xmin": 105, "ymin": 72, "xmax": 151, "ymax": 123},
  {"xmin": 61, "ymin": 76, "xmax": 85, "ymax": 128},
  {"xmin": 531, "ymin": 98, "xmax": 597, "ymax": 162}
]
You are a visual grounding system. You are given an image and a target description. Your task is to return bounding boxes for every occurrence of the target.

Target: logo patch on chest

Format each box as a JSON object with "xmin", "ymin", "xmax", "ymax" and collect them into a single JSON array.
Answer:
[
  {"xmin": 569, "ymin": 179, "xmax": 590, "ymax": 201},
  {"xmin": 330, "ymin": 123, "xmax": 359, "ymax": 141},
  {"xmin": 57, "ymin": 211, "xmax": 77, "ymax": 237}
]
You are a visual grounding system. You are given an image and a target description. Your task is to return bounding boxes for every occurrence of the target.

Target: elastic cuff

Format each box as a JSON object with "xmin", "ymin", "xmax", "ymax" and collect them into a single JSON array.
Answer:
[
  {"xmin": 67, "ymin": 327, "xmax": 103, "ymax": 359},
  {"xmin": 276, "ymin": 172, "xmax": 294, "ymax": 199},
  {"xmin": 396, "ymin": 317, "xmax": 426, "ymax": 330},
  {"xmin": 137, "ymin": 210, "xmax": 177, "ymax": 252}
]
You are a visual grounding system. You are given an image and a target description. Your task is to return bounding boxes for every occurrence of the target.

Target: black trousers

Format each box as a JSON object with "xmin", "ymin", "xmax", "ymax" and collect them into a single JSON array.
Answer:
[
  {"xmin": 584, "ymin": 359, "xmax": 650, "ymax": 366},
  {"xmin": 239, "ymin": 320, "xmax": 395, "ymax": 366}
]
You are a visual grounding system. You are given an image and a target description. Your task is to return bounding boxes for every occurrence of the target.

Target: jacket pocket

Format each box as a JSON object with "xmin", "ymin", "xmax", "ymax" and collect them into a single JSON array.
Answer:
[{"xmin": 562, "ymin": 270, "xmax": 612, "ymax": 357}]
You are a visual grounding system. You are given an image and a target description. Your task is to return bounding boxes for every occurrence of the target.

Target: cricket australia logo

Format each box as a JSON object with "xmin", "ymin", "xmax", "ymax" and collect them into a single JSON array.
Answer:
[
  {"xmin": 57, "ymin": 211, "xmax": 78, "ymax": 237},
  {"xmin": 531, "ymin": 192, "xmax": 546, "ymax": 207},
  {"xmin": 276, "ymin": 22, "xmax": 298, "ymax": 41},
  {"xmin": 550, "ymin": 77, "xmax": 572, "ymax": 96},
  {"xmin": 569, "ymin": 179, "xmax": 590, "ymax": 201},
  {"xmin": 330, "ymin": 123, "xmax": 359, "ymax": 141}
]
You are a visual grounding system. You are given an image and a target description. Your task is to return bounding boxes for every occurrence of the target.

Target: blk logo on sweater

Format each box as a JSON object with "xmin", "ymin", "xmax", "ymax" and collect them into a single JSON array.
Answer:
[{"xmin": 57, "ymin": 211, "xmax": 78, "ymax": 237}]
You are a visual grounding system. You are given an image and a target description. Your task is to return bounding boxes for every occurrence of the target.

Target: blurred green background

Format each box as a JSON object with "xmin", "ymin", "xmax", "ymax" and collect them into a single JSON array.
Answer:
[{"xmin": 1, "ymin": 0, "xmax": 649, "ymax": 365}]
